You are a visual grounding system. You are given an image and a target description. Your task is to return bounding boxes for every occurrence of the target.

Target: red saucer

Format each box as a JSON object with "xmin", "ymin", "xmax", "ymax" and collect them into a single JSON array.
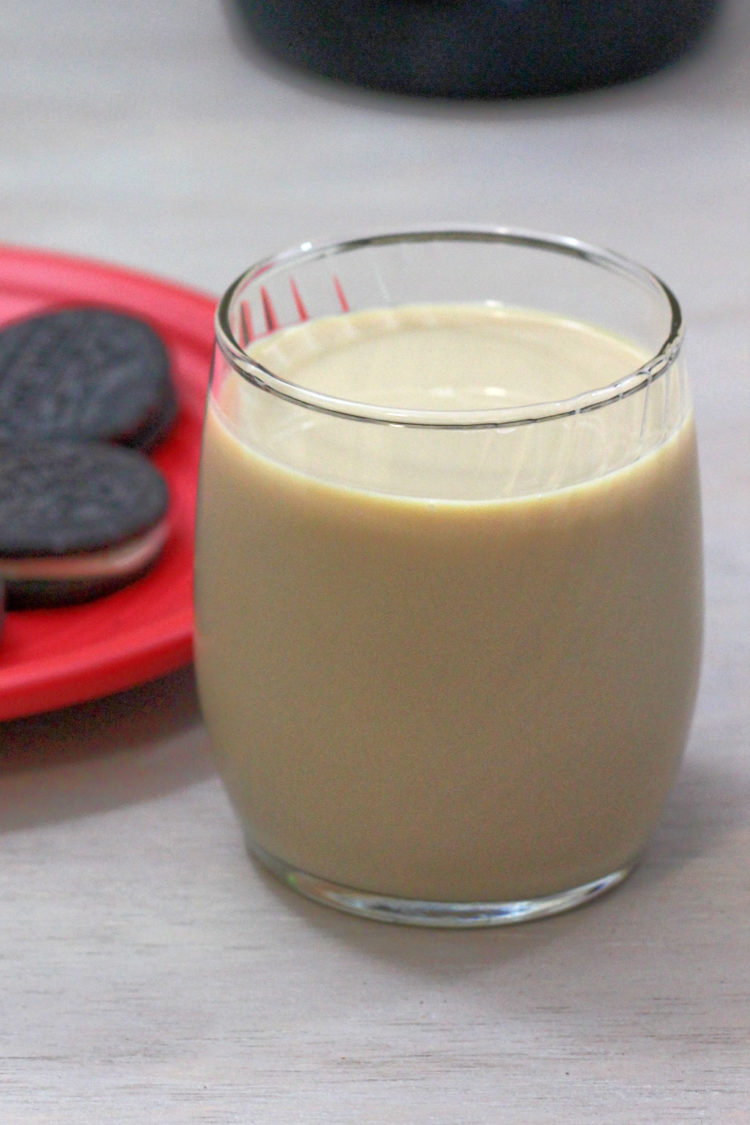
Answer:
[{"xmin": 0, "ymin": 245, "xmax": 216, "ymax": 720}]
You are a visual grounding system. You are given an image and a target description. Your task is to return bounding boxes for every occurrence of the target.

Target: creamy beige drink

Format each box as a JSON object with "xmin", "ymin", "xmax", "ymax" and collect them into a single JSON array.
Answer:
[{"xmin": 195, "ymin": 304, "xmax": 703, "ymax": 907}]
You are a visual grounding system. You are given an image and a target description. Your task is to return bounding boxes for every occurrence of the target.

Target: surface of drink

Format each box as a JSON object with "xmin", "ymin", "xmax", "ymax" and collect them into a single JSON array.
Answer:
[{"xmin": 194, "ymin": 303, "xmax": 703, "ymax": 906}]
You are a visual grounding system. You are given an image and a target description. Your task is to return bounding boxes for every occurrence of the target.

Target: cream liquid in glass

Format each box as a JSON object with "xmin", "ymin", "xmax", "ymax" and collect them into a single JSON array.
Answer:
[{"xmin": 195, "ymin": 303, "xmax": 702, "ymax": 912}]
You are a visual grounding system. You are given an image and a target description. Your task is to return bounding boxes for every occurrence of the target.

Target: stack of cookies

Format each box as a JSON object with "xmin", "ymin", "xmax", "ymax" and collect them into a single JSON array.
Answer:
[{"xmin": 0, "ymin": 307, "xmax": 178, "ymax": 624}]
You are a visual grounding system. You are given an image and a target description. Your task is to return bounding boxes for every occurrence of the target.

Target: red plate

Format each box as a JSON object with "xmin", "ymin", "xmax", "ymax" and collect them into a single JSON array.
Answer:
[{"xmin": 0, "ymin": 245, "xmax": 216, "ymax": 720}]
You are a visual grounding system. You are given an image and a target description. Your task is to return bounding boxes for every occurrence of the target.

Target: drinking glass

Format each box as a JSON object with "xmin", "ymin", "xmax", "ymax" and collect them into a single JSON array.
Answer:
[{"xmin": 194, "ymin": 228, "xmax": 703, "ymax": 926}]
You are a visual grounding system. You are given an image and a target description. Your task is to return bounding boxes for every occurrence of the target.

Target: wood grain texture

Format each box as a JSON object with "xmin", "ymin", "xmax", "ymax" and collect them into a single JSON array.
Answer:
[{"xmin": 1, "ymin": 1, "xmax": 749, "ymax": 1120}]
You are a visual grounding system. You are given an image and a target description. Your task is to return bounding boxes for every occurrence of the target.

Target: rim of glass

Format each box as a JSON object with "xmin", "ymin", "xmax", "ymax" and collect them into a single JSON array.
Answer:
[{"xmin": 215, "ymin": 226, "xmax": 683, "ymax": 429}]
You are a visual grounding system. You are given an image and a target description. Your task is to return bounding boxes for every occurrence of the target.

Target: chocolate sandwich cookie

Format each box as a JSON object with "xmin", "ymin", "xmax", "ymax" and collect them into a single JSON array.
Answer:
[
  {"xmin": 0, "ymin": 442, "xmax": 170, "ymax": 608},
  {"xmin": 0, "ymin": 307, "xmax": 177, "ymax": 451}
]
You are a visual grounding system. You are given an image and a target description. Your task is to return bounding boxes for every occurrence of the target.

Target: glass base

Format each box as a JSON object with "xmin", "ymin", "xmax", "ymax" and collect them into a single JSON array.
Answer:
[{"xmin": 247, "ymin": 839, "xmax": 634, "ymax": 928}]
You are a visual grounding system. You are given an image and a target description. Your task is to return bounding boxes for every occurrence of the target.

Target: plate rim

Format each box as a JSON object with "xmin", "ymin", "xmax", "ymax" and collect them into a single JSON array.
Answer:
[{"xmin": 0, "ymin": 243, "xmax": 217, "ymax": 721}]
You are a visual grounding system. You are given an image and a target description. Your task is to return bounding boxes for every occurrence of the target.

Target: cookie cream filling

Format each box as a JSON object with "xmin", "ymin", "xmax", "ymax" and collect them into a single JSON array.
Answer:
[{"xmin": 0, "ymin": 518, "xmax": 169, "ymax": 582}]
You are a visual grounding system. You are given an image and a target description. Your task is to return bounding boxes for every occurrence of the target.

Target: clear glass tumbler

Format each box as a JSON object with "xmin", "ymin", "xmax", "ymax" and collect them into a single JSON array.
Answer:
[{"xmin": 194, "ymin": 228, "xmax": 703, "ymax": 926}]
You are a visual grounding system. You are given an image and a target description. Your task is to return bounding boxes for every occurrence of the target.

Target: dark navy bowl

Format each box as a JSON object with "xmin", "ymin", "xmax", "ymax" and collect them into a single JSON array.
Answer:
[{"xmin": 234, "ymin": 0, "xmax": 721, "ymax": 97}]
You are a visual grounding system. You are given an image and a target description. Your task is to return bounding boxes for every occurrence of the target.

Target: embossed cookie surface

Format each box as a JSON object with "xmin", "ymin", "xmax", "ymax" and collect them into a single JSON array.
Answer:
[
  {"xmin": 0, "ymin": 441, "xmax": 170, "ymax": 608},
  {"xmin": 0, "ymin": 307, "xmax": 177, "ymax": 450}
]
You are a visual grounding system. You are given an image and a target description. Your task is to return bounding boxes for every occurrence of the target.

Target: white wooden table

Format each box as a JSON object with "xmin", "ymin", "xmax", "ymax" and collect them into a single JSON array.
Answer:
[{"xmin": 2, "ymin": 2, "xmax": 748, "ymax": 1120}]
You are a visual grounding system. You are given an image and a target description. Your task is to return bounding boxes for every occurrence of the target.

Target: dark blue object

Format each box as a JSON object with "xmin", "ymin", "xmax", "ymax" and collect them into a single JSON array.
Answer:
[{"xmin": 234, "ymin": 0, "xmax": 720, "ymax": 97}]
